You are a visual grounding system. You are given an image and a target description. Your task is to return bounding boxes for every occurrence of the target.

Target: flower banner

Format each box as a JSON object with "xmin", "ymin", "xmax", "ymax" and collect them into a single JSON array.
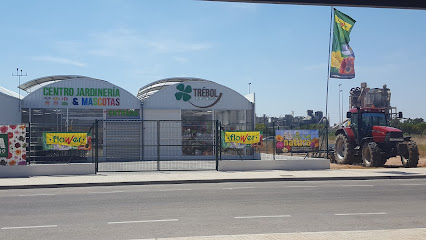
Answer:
[
  {"xmin": 221, "ymin": 131, "xmax": 263, "ymax": 149},
  {"xmin": 0, "ymin": 125, "xmax": 27, "ymax": 166},
  {"xmin": 330, "ymin": 9, "xmax": 356, "ymax": 79},
  {"xmin": 43, "ymin": 132, "xmax": 92, "ymax": 150},
  {"xmin": 275, "ymin": 130, "xmax": 319, "ymax": 153},
  {"xmin": 224, "ymin": 131, "xmax": 261, "ymax": 145}
]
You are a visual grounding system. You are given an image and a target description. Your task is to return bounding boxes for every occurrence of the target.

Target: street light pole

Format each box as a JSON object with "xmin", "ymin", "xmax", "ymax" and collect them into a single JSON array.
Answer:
[
  {"xmin": 12, "ymin": 68, "xmax": 27, "ymax": 111},
  {"xmin": 248, "ymin": 82, "xmax": 251, "ymax": 94}
]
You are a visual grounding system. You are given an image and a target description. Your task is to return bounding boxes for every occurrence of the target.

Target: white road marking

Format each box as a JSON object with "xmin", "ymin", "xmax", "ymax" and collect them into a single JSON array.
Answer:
[
  {"xmin": 1, "ymin": 225, "xmax": 57, "ymax": 230},
  {"xmin": 88, "ymin": 191, "xmax": 125, "ymax": 194},
  {"xmin": 108, "ymin": 219, "xmax": 178, "ymax": 224},
  {"xmin": 400, "ymin": 183, "xmax": 426, "ymax": 186},
  {"xmin": 343, "ymin": 185, "xmax": 374, "ymax": 187},
  {"xmin": 223, "ymin": 187, "xmax": 256, "ymax": 190},
  {"xmin": 335, "ymin": 212, "xmax": 387, "ymax": 216},
  {"xmin": 18, "ymin": 194, "xmax": 56, "ymax": 197},
  {"xmin": 282, "ymin": 186, "xmax": 317, "ymax": 188},
  {"xmin": 234, "ymin": 215, "xmax": 291, "ymax": 219},
  {"xmin": 158, "ymin": 189, "xmax": 192, "ymax": 192}
]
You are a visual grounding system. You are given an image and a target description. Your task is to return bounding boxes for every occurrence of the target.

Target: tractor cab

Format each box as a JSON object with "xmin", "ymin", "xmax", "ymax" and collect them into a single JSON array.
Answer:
[{"xmin": 346, "ymin": 108, "xmax": 388, "ymax": 143}]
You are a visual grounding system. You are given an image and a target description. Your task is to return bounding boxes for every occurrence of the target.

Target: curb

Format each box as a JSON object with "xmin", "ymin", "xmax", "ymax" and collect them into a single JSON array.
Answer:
[{"xmin": 2, "ymin": 174, "xmax": 426, "ymax": 190}]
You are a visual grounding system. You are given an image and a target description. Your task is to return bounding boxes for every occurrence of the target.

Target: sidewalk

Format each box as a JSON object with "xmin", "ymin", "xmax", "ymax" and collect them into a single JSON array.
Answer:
[{"xmin": 1, "ymin": 167, "xmax": 426, "ymax": 189}]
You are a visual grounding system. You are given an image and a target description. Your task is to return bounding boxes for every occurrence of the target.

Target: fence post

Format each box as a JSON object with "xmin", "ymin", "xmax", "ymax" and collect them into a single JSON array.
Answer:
[
  {"xmin": 95, "ymin": 120, "xmax": 99, "ymax": 173},
  {"xmin": 215, "ymin": 120, "xmax": 219, "ymax": 171},
  {"xmin": 219, "ymin": 124, "xmax": 222, "ymax": 161},
  {"xmin": 27, "ymin": 123, "xmax": 31, "ymax": 165},
  {"xmin": 157, "ymin": 120, "xmax": 160, "ymax": 171},
  {"xmin": 273, "ymin": 122, "xmax": 276, "ymax": 160}
]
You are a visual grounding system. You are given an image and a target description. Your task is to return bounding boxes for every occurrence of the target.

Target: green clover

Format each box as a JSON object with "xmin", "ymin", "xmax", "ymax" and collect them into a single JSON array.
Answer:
[{"xmin": 175, "ymin": 84, "xmax": 192, "ymax": 101}]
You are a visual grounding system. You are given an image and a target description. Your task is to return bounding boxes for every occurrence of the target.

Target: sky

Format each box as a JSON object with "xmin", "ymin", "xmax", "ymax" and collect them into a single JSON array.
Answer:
[{"xmin": 1, "ymin": 0, "xmax": 425, "ymax": 124}]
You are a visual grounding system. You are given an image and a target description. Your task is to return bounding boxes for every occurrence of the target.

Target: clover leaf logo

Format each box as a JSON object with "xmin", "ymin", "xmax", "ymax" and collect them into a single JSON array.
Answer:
[{"xmin": 175, "ymin": 84, "xmax": 192, "ymax": 101}]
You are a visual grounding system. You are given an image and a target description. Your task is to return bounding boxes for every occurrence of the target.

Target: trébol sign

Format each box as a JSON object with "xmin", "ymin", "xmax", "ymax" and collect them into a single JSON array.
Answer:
[
  {"xmin": 43, "ymin": 87, "xmax": 120, "ymax": 107},
  {"xmin": 175, "ymin": 84, "xmax": 222, "ymax": 108},
  {"xmin": 0, "ymin": 134, "xmax": 8, "ymax": 158}
]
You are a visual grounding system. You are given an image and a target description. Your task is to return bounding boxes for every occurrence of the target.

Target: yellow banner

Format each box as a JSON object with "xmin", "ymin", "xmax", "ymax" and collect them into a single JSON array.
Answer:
[
  {"xmin": 224, "ymin": 132, "xmax": 260, "ymax": 144},
  {"xmin": 45, "ymin": 132, "xmax": 87, "ymax": 147}
]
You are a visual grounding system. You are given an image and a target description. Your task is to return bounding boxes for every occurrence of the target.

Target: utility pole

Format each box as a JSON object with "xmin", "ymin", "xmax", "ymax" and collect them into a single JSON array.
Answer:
[{"xmin": 12, "ymin": 68, "xmax": 27, "ymax": 111}]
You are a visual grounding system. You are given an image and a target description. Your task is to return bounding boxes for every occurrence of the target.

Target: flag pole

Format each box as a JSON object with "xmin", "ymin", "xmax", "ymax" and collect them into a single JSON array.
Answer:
[{"xmin": 325, "ymin": 6, "xmax": 334, "ymax": 159}]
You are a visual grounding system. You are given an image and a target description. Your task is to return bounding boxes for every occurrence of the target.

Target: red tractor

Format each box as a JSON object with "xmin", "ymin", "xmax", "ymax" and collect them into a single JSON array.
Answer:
[{"xmin": 334, "ymin": 107, "xmax": 419, "ymax": 167}]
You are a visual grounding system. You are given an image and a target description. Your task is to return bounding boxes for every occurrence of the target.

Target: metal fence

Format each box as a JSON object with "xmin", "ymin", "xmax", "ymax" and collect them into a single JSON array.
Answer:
[
  {"xmin": 24, "ymin": 119, "xmax": 270, "ymax": 171},
  {"xmin": 254, "ymin": 124, "xmax": 327, "ymax": 160},
  {"xmin": 94, "ymin": 120, "xmax": 221, "ymax": 172},
  {"xmin": 26, "ymin": 123, "xmax": 95, "ymax": 164}
]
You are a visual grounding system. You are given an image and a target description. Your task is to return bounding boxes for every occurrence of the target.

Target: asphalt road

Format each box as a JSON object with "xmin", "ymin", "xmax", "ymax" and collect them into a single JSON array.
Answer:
[{"xmin": 0, "ymin": 179, "xmax": 425, "ymax": 240}]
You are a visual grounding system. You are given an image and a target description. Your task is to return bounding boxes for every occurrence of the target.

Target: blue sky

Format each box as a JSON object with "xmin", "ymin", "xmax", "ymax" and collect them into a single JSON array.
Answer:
[{"xmin": 1, "ymin": 0, "xmax": 425, "ymax": 124}]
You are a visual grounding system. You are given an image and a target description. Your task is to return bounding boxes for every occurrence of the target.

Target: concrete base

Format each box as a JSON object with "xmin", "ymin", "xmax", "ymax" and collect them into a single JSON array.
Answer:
[
  {"xmin": 0, "ymin": 164, "xmax": 95, "ymax": 178},
  {"xmin": 218, "ymin": 158, "xmax": 330, "ymax": 171}
]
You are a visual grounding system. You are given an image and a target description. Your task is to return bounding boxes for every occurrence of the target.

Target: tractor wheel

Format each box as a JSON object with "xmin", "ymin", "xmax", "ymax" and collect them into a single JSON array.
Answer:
[
  {"xmin": 334, "ymin": 134, "xmax": 355, "ymax": 164},
  {"xmin": 400, "ymin": 140, "xmax": 419, "ymax": 168},
  {"xmin": 362, "ymin": 142, "xmax": 382, "ymax": 167}
]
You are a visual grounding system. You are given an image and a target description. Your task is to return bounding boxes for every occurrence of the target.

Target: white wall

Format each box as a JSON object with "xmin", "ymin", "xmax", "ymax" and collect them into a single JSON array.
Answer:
[
  {"xmin": 143, "ymin": 81, "xmax": 253, "ymax": 111},
  {"xmin": 0, "ymin": 93, "xmax": 21, "ymax": 124},
  {"xmin": 143, "ymin": 109, "xmax": 181, "ymax": 120}
]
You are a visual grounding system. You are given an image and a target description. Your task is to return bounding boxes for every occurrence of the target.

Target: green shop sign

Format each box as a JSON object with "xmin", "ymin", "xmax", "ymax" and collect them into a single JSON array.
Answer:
[
  {"xmin": 107, "ymin": 109, "xmax": 140, "ymax": 119},
  {"xmin": 0, "ymin": 134, "xmax": 8, "ymax": 158}
]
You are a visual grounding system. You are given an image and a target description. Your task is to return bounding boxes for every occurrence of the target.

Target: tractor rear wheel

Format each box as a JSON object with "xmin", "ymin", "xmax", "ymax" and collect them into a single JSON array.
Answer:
[
  {"xmin": 334, "ymin": 134, "xmax": 355, "ymax": 164},
  {"xmin": 400, "ymin": 140, "xmax": 419, "ymax": 168},
  {"xmin": 362, "ymin": 142, "xmax": 382, "ymax": 167}
]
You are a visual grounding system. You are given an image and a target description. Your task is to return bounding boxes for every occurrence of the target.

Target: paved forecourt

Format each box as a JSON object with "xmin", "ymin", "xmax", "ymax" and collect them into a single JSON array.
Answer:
[{"xmin": 1, "ymin": 167, "xmax": 426, "ymax": 189}]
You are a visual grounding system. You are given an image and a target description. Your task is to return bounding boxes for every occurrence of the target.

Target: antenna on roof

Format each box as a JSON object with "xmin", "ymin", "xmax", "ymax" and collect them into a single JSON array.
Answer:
[{"xmin": 12, "ymin": 68, "xmax": 27, "ymax": 111}]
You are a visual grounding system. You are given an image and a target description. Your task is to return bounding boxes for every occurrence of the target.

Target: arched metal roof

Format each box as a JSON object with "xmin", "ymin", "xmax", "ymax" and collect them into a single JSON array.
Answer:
[
  {"xmin": 18, "ymin": 75, "xmax": 97, "ymax": 92},
  {"xmin": 137, "ymin": 77, "xmax": 212, "ymax": 101},
  {"xmin": 0, "ymin": 86, "xmax": 21, "ymax": 99}
]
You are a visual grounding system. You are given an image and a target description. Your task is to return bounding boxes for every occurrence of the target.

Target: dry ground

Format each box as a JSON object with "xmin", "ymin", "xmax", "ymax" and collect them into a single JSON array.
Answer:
[{"xmin": 331, "ymin": 157, "xmax": 426, "ymax": 169}]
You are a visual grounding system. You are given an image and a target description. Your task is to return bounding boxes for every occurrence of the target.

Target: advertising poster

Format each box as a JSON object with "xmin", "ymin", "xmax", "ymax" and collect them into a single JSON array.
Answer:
[
  {"xmin": 275, "ymin": 130, "xmax": 319, "ymax": 153},
  {"xmin": 222, "ymin": 131, "xmax": 262, "ymax": 149},
  {"xmin": 43, "ymin": 132, "xmax": 92, "ymax": 151},
  {"xmin": 0, "ymin": 125, "xmax": 27, "ymax": 166}
]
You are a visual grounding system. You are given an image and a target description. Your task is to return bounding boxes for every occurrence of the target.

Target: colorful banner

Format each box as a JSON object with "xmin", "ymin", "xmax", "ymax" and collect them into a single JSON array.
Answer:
[
  {"xmin": 43, "ymin": 132, "xmax": 92, "ymax": 150},
  {"xmin": 224, "ymin": 131, "xmax": 260, "ymax": 144},
  {"xmin": 0, "ymin": 125, "xmax": 27, "ymax": 166},
  {"xmin": 221, "ymin": 131, "xmax": 263, "ymax": 149},
  {"xmin": 275, "ymin": 130, "xmax": 319, "ymax": 153},
  {"xmin": 330, "ymin": 8, "xmax": 356, "ymax": 79}
]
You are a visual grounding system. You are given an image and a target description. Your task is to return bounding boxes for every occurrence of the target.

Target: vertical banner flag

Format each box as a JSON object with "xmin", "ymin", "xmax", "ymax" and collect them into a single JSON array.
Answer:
[{"xmin": 330, "ymin": 9, "xmax": 356, "ymax": 79}]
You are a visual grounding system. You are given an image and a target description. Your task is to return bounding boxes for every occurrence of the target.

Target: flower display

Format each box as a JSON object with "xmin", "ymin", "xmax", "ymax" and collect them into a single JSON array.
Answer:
[
  {"xmin": 276, "ymin": 141, "xmax": 284, "ymax": 150},
  {"xmin": 331, "ymin": 51, "xmax": 344, "ymax": 68},
  {"xmin": 0, "ymin": 125, "xmax": 26, "ymax": 166},
  {"xmin": 0, "ymin": 126, "xmax": 8, "ymax": 133},
  {"xmin": 275, "ymin": 135, "xmax": 284, "ymax": 142},
  {"xmin": 339, "ymin": 57, "xmax": 355, "ymax": 75}
]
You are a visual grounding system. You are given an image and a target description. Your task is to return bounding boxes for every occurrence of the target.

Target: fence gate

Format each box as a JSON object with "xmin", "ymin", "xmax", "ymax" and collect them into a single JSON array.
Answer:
[{"xmin": 95, "ymin": 120, "xmax": 220, "ymax": 172}]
